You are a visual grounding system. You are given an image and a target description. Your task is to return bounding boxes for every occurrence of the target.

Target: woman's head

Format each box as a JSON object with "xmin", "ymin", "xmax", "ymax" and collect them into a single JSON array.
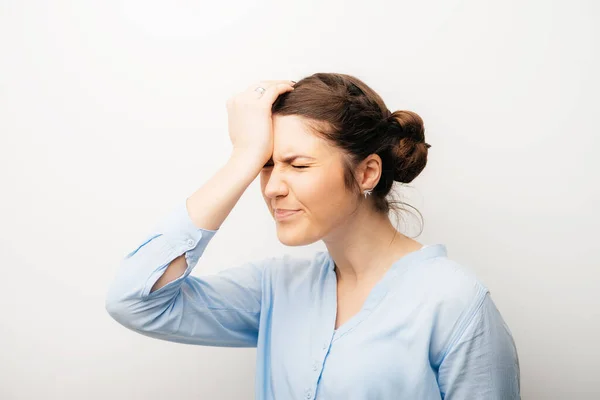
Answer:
[{"xmin": 260, "ymin": 72, "xmax": 431, "ymax": 246}]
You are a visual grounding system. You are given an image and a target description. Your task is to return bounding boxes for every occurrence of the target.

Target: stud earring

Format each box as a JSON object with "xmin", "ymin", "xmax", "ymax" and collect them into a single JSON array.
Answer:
[{"xmin": 363, "ymin": 188, "xmax": 373, "ymax": 198}]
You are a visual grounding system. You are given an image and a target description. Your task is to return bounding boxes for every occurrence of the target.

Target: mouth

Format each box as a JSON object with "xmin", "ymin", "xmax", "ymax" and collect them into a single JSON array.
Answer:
[{"xmin": 274, "ymin": 209, "xmax": 301, "ymax": 221}]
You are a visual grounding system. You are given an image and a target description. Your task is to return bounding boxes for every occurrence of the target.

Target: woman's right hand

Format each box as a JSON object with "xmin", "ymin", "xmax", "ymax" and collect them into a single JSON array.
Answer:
[{"xmin": 226, "ymin": 80, "xmax": 295, "ymax": 165}]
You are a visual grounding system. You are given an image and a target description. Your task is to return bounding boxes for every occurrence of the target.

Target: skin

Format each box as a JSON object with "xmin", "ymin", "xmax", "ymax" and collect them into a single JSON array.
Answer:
[{"xmin": 260, "ymin": 115, "xmax": 424, "ymax": 325}]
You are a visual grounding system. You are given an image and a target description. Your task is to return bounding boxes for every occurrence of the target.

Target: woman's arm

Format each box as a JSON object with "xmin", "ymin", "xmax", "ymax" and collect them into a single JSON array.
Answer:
[
  {"xmin": 104, "ymin": 153, "xmax": 270, "ymax": 347},
  {"xmin": 151, "ymin": 78, "xmax": 295, "ymax": 292},
  {"xmin": 436, "ymin": 293, "xmax": 521, "ymax": 399},
  {"xmin": 105, "ymin": 79, "xmax": 295, "ymax": 347},
  {"xmin": 150, "ymin": 152, "xmax": 263, "ymax": 292}
]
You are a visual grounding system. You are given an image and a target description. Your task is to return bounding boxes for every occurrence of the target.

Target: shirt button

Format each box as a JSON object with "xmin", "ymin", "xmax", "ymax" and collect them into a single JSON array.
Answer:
[
  {"xmin": 305, "ymin": 389, "xmax": 312, "ymax": 399},
  {"xmin": 187, "ymin": 239, "xmax": 195, "ymax": 247},
  {"xmin": 312, "ymin": 362, "xmax": 318, "ymax": 371}
]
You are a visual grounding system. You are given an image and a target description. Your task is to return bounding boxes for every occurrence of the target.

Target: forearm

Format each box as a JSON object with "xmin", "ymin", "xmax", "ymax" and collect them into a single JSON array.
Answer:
[
  {"xmin": 150, "ymin": 152, "xmax": 263, "ymax": 293},
  {"xmin": 186, "ymin": 151, "xmax": 263, "ymax": 231}
]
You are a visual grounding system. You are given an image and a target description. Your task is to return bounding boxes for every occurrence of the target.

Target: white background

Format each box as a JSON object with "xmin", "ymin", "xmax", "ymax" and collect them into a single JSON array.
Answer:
[{"xmin": 1, "ymin": 1, "xmax": 598, "ymax": 399}]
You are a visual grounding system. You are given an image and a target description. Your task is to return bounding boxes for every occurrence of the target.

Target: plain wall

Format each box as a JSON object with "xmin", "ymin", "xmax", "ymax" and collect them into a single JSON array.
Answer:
[{"xmin": 1, "ymin": 1, "xmax": 598, "ymax": 399}]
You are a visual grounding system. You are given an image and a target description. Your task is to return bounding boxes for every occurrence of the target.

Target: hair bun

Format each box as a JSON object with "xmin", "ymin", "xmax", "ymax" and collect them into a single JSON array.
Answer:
[
  {"xmin": 388, "ymin": 110, "xmax": 426, "ymax": 143},
  {"xmin": 388, "ymin": 110, "xmax": 431, "ymax": 183}
]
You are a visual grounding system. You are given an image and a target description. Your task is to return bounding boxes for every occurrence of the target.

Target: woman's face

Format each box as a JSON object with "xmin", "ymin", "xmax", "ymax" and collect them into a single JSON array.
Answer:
[{"xmin": 260, "ymin": 115, "xmax": 357, "ymax": 246}]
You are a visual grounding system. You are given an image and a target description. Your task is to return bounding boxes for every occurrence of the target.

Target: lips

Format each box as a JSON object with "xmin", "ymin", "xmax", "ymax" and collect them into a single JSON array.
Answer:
[{"xmin": 274, "ymin": 209, "xmax": 301, "ymax": 220}]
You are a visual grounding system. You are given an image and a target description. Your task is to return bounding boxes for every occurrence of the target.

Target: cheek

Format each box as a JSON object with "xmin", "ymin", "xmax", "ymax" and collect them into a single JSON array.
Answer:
[{"xmin": 302, "ymin": 172, "xmax": 349, "ymax": 213}]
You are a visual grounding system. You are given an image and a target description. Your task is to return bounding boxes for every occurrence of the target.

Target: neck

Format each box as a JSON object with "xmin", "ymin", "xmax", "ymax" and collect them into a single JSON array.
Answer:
[{"xmin": 322, "ymin": 204, "xmax": 419, "ymax": 287}]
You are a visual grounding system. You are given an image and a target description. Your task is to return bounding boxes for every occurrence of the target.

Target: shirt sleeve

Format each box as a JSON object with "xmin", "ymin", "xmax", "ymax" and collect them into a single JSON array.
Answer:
[
  {"xmin": 105, "ymin": 199, "xmax": 267, "ymax": 348},
  {"xmin": 437, "ymin": 292, "xmax": 521, "ymax": 399}
]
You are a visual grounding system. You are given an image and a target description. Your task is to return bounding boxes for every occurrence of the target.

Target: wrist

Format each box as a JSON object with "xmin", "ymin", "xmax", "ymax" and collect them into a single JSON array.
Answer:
[
  {"xmin": 230, "ymin": 149, "xmax": 267, "ymax": 167},
  {"xmin": 228, "ymin": 151, "xmax": 265, "ymax": 176}
]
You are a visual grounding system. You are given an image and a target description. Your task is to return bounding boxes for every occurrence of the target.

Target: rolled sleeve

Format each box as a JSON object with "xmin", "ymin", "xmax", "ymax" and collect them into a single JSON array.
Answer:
[
  {"xmin": 105, "ymin": 199, "xmax": 270, "ymax": 347},
  {"xmin": 108, "ymin": 200, "xmax": 218, "ymax": 302},
  {"xmin": 134, "ymin": 201, "xmax": 218, "ymax": 298}
]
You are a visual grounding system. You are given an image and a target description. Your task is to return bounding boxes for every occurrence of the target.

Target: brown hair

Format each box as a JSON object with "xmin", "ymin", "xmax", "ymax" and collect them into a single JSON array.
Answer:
[{"xmin": 271, "ymin": 72, "xmax": 431, "ymax": 237}]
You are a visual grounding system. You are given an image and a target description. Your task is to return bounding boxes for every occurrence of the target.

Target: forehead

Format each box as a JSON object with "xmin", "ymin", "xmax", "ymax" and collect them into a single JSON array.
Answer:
[{"xmin": 272, "ymin": 115, "xmax": 330, "ymax": 158}]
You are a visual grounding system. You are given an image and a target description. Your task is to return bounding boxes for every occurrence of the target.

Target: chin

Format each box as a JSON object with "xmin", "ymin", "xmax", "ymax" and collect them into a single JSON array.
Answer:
[{"xmin": 276, "ymin": 228, "xmax": 318, "ymax": 246}]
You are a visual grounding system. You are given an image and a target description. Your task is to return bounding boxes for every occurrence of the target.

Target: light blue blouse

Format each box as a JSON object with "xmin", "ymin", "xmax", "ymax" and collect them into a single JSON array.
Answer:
[{"xmin": 105, "ymin": 200, "xmax": 520, "ymax": 399}]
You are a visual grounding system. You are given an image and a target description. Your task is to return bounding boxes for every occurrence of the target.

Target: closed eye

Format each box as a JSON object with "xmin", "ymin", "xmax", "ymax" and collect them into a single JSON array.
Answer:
[{"xmin": 262, "ymin": 163, "xmax": 308, "ymax": 169}]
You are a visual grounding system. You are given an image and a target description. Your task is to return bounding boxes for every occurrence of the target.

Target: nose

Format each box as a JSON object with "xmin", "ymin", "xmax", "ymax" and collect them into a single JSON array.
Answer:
[{"xmin": 263, "ymin": 167, "xmax": 289, "ymax": 200}]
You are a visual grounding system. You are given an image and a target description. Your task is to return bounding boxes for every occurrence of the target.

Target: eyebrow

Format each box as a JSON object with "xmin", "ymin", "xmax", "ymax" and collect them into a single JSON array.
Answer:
[{"xmin": 268, "ymin": 154, "xmax": 316, "ymax": 163}]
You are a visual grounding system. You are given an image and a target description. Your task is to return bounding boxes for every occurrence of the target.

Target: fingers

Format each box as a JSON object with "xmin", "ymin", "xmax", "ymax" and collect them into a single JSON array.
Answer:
[
  {"xmin": 245, "ymin": 80, "xmax": 296, "ymax": 102},
  {"xmin": 227, "ymin": 80, "xmax": 295, "ymax": 109},
  {"xmin": 260, "ymin": 82, "xmax": 295, "ymax": 105},
  {"xmin": 245, "ymin": 80, "xmax": 295, "ymax": 93}
]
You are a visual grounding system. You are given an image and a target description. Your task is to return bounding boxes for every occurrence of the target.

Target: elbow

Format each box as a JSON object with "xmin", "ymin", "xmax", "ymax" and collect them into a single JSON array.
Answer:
[
  {"xmin": 104, "ymin": 281, "xmax": 168, "ymax": 332},
  {"xmin": 105, "ymin": 293, "xmax": 146, "ymax": 331},
  {"xmin": 104, "ymin": 279, "xmax": 139, "ymax": 328},
  {"xmin": 105, "ymin": 287, "xmax": 128, "ymax": 325}
]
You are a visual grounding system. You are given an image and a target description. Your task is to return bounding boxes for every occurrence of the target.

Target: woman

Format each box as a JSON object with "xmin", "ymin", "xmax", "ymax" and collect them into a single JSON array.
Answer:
[{"xmin": 106, "ymin": 73, "xmax": 520, "ymax": 399}]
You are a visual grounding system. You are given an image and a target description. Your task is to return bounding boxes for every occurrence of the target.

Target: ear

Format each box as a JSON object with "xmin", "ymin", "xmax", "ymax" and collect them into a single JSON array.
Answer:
[{"xmin": 357, "ymin": 154, "xmax": 382, "ymax": 191}]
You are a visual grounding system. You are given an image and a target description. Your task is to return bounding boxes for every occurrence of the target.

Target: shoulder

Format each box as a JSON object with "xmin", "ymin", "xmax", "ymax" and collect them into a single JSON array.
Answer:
[
  {"xmin": 407, "ymin": 252, "xmax": 489, "ymax": 303},
  {"xmin": 399, "ymin": 250, "xmax": 491, "ymax": 365},
  {"xmin": 387, "ymin": 246, "xmax": 490, "ymax": 323}
]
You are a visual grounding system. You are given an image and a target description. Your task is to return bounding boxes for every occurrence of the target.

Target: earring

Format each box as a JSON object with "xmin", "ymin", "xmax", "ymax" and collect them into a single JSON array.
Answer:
[{"xmin": 363, "ymin": 188, "xmax": 373, "ymax": 198}]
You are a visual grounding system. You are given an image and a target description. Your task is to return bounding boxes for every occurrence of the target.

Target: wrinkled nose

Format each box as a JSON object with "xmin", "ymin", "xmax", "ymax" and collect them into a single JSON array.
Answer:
[{"xmin": 263, "ymin": 169, "xmax": 289, "ymax": 200}]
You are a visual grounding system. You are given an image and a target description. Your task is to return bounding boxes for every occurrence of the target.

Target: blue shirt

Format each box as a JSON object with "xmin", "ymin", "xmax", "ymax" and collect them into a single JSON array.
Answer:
[{"xmin": 105, "ymin": 200, "xmax": 521, "ymax": 399}]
